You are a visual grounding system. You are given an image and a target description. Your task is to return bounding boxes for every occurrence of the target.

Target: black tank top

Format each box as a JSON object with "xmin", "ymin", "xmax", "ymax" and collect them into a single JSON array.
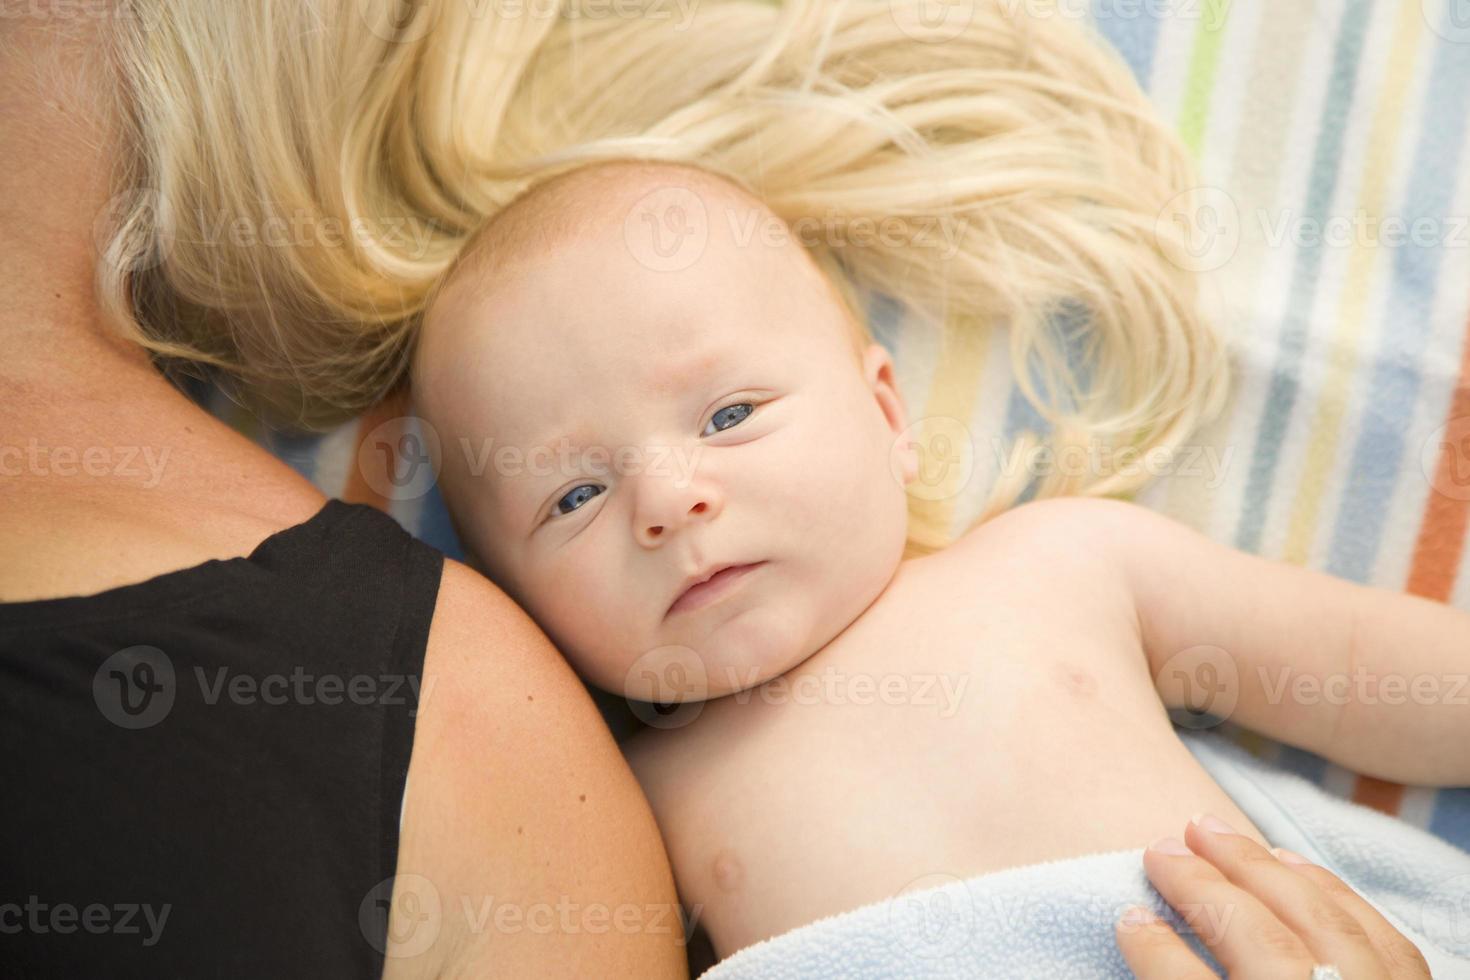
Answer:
[{"xmin": 0, "ymin": 499, "xmax": 444, "ymax": 978}]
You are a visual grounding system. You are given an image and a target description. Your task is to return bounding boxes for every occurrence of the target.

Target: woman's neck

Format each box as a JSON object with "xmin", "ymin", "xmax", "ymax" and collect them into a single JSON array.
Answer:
[{"xmin": 0, "ymin": 14, "xmax": 191, "ymax": 433}]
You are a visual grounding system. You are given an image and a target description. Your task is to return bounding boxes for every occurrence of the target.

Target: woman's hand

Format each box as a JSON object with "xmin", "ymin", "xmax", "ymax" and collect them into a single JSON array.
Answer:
[{"xmin": 1114, "ymin": 813, "xmax": 1432, "ymax": 979}]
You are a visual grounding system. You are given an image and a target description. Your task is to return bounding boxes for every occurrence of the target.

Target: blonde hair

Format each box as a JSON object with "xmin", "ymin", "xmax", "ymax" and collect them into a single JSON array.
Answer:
[{"xmin": 102, "ymin": 0, "xmax": 1230, "ymax": 554}]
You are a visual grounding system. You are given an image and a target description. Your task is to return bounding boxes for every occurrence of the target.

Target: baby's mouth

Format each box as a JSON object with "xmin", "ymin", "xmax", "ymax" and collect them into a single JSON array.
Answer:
[{"xmin": 666, "ymin": 561, "xmax": 767, "ymax": 618}]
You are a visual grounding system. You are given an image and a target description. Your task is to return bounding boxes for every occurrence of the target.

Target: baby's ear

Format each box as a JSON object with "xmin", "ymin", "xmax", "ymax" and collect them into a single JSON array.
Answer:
[{"xmin": 862, "ymin": 343, "xmax": 918, "ymax": 486}]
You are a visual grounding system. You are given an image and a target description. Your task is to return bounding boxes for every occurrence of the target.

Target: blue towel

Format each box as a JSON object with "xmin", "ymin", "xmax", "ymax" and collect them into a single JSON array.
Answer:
[{"xmin": 698, "ymin": 729, "xmax": 1470, "ymax": 978}]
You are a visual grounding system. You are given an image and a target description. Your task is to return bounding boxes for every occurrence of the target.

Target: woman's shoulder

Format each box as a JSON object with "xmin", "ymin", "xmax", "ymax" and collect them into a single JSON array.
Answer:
[
  {"xmin": 0, "ymin": 478, "xmax": 329, "ymax": 603},
  {"xmin": 388, "ymin": 557, "xmax": 690, "ymax": 977}
]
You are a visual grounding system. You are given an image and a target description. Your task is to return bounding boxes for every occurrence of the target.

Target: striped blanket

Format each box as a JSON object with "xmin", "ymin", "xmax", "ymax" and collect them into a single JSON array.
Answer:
[{"xmin": 210, "ymin": 0, "xmax": 1470, "ymax": 860}]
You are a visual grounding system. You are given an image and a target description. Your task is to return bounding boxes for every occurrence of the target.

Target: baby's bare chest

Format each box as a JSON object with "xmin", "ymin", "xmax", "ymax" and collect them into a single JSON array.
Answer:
[{"xmin": 629, "ymin": 552, "xmax": 1248, "ymax": 957}]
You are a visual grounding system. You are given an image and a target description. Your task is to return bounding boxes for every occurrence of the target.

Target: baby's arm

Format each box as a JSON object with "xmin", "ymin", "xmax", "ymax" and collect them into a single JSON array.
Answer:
[{"xmin": 1030, "ymin": 497, "xmax": 1470, "ymax": 786}]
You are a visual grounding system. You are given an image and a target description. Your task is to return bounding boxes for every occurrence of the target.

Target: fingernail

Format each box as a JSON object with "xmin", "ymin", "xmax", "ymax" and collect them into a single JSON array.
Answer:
[
  {"xmin": 1147, "ymin": 836, "xmax": 1192, "ymax": 855},
  {"xmin": 1121, "ymin": 905, "xmax": 1155, "ymax": 926},
  {"xmin": 1272, "ymin": 847, "xmax": 1313, "ymax": 866},
  {"xmin": 1190, "ymin": 812, "xmax": 1238, "ymax": 836}
]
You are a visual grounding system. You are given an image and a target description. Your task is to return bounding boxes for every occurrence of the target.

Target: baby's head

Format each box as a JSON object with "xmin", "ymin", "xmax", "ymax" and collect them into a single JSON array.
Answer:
[{"xmin": 413, "ymin": 160, "xmax": 919, "ymax": 699}]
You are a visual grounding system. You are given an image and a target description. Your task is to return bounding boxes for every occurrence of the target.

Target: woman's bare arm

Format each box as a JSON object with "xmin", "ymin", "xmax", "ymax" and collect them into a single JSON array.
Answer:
[{"xmin": 386, "ymin": 560, "xmax": 689, "ymax": 979}]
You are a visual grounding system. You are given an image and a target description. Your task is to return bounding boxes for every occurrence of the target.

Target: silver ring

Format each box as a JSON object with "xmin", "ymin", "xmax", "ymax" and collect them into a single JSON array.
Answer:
[{"xmin": 1311, "ymin": 966, "xmax": 1343, "ymax": 980}]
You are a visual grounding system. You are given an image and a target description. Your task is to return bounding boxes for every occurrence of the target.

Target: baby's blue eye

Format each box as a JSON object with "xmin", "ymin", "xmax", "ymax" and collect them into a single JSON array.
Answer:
[
  {"xmin": 554, "ymin": 484, "xmax": 603, "ymax": 516},
  {"xmin": 705, "ymin": 403, "xmax": 753, "ymax": 435}
]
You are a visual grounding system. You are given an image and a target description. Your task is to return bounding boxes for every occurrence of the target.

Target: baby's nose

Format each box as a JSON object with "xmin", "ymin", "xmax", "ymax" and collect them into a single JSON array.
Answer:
[{"xmin": 639, "ymin": 499, "xmax": 713, "ymax": 545}]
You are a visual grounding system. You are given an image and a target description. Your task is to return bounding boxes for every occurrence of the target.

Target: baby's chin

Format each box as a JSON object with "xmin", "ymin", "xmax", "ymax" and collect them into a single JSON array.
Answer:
[{"xmin": 596, "ymin": 604, "xmax": 826, "ymax": 705}]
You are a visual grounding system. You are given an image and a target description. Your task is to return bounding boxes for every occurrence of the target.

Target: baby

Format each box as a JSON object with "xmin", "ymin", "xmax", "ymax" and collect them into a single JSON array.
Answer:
[{"xmin": 412, "ymin": 159, "xmax": 1470, "ymax": 959}]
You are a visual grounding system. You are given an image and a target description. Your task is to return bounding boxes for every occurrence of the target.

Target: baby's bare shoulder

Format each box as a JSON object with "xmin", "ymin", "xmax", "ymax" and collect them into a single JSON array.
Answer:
[
  {"xmin": 939, "ymin": 496, "xmax": 1139, "ymax": 608},
  {"xmin": 952, "ymin": 495, "xmax": 1140, "ymax": 557}
]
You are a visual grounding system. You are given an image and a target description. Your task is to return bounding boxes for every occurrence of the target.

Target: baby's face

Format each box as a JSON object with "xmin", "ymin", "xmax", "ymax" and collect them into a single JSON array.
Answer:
[{"xmin": 415, "ymin": 173, "xmax": 917, "ymax": 699}]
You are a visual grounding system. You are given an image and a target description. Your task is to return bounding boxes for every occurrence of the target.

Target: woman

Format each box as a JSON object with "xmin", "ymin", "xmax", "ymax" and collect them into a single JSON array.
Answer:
[{"xmin": 0, "ymin": 8, "xmax": 687, "ymax": 977}]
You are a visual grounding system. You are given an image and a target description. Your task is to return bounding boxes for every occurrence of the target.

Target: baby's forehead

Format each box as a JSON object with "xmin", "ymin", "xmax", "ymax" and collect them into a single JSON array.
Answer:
[
  {"xmin": 418, "ymin": 160, "xmax": 867, "ymax": 430},
  {"xmin": 435, "ymin": 163, "xmax": 816, "ymax": 347},
  {"xmin": 451, "ymin": 160, "xmax": 784, "ymax": 293}
]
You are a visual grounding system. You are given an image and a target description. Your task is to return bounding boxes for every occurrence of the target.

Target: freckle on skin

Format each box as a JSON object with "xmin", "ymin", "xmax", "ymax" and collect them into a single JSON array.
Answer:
[
  {"xmin": 517, "ymin": 826, "xmax": 523, "ymax": 835},
  {"xmin": 1054, "ymin": 661, "xmax": 1097, "ymax": 698},
  {"xmin": 579, "ymin": 794, "xmax": 586, "ymax": 802},
  {"xmin": 712, "ymin": 849, "xmax": 743, "ymax": 892},
  {"xmin": 527, "ymin": 694, "xmax": 534, "ymax": 701}
]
